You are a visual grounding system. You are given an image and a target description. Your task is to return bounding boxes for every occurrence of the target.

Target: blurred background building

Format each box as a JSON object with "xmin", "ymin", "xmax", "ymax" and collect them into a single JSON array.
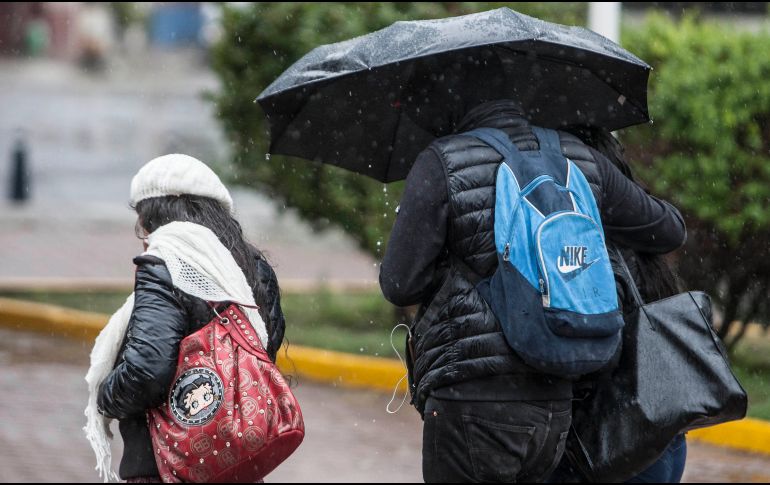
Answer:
[{"xmin": 0, "ymin": 2, "xmax": 378, "ymax": 291}]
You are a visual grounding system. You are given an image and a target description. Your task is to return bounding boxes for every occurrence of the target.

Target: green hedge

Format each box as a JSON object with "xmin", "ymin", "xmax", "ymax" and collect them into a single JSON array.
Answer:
[
  {"xmin": 211, "ymin": 6, "xmax": 770, "ymax": 348},
  {"xmin": 622, "ymin": 14, "xmax": 770, "ymax": 346},
  {"xmin": 210, "ymin": 2, "xmax": 585, "ymax": 257}
]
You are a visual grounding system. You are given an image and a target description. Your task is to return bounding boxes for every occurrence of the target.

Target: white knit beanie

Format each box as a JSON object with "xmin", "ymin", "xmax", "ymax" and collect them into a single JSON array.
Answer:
[{"xmin": 130, "ymin": 154, "xmax": 234, "ymax": 214}]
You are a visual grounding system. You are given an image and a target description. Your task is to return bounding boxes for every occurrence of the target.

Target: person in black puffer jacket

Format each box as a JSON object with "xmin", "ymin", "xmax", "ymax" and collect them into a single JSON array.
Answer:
[
  {"xmin": 95, "ymin": 155, "xmax": 286, "ymax": 482},
  {"xmin": 546, "ymin": 127, "xmax": 688, "ymax": 484},
  {"xmin": 379, "ymin": 99, "xmax": 686, "ymax": 482}
]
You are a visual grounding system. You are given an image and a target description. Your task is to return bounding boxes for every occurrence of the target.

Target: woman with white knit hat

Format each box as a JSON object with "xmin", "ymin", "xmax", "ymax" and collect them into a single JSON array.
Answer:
[{"xmin": 84, "ymin": 154, "xmax": 287, "ymax": 482}]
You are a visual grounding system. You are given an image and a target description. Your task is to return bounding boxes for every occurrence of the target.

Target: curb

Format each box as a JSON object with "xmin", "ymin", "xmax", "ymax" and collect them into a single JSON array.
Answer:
[
  {"xmin": 0, "ymin": 297, "xmax": 108, "ymax": 341},
  {"xmin": 275, "ymin": 345, "xmax": 407, "ymax": 394},
  {"xmin": 0, "ymin": 297, "xmax": 408, "ymax": 395},
  {"xmin": 688, "ymin": 418, "xmax": 770, "ymax": 456},
  {"xmin": 0, "ymin": 296, "xmax": 765, "ymax": 455}
]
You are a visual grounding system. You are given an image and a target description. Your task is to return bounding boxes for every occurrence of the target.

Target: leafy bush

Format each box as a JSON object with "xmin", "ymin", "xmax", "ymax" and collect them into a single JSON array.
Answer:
[
  {"xmin": 210, "ymin": 2, "xmax": 586, "ymax": 257},
  {"xmin": 623, "ymin": 14, "xmax": 770, "ymax": 347},
  {"xmin": 211, "ymin": 5, "xmax": 770, "ymax": 348}
]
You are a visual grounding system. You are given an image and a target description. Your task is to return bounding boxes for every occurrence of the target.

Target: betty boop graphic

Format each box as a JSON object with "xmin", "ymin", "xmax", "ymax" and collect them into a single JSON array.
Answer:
[{"xmin": 177, "ymin": 376, "xmax": 215, "ymax": 418}]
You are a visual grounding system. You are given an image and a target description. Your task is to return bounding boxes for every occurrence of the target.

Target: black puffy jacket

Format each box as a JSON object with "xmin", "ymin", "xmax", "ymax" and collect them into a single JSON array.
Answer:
[
  {"xmin": 380, "ymin": 100, "xmax": 686, "ymax": 412},
  {"xmin": 97, "ymin": 250, "xmax": 285, "ymax": 479}
]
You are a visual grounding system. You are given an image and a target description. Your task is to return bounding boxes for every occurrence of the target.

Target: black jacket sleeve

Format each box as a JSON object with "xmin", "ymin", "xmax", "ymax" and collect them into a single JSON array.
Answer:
[
  {"xmin": 589, "ymin": 148, "xmax": 686, "ymax": 254},
  {"xmin": 379, "ymin": 147, "xmax": 449, "ymax": 307},
  {"xmin": 255, "ymin": 255, "xmax": 285, "ymax": 361},
  {"xmin": 97, "ymin": 260, "xmax": 188, "ymax": 420},
  {"xmin": 561, "ymin": 134, "xmax": 686, "ymax": 255}
]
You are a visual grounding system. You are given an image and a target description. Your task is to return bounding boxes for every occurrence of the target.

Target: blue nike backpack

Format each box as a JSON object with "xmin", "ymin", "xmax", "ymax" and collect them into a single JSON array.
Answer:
[{"xmin": 465, "ymin": 127, "xmax": 624, "ymax": 377}]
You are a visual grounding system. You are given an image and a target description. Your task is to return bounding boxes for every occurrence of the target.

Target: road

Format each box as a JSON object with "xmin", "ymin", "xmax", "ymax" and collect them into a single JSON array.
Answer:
[
  {"xmin": 0, "ymin": 54, "xmax": 379, "ymax": 289},
  {"xmin": 0, "ymin": 327, "xmax": 768, "ymax": 483}
]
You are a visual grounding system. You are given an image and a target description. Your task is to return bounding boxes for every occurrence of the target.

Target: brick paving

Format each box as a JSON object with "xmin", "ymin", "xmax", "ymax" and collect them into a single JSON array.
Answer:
[{"xmin": 1, "ymin": 328, "xmax": 769, "ymax": 483}]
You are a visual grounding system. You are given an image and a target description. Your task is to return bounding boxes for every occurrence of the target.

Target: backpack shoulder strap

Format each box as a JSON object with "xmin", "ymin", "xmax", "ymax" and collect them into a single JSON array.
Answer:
[
  {"xmin": 463, "ymin": 127, "xmax": 521, "ymax": 160},
  {"xmin": 530, "ymin": 126, "xmax": 563, "ymax": 157}
]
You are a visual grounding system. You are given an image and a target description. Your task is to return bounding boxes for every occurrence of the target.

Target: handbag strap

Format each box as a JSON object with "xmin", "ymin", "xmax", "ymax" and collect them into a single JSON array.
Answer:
[
  {"xmin": 612, "ymin": 247, "xmax": 645, "ymax": 307},
  {"xmin": 207, "ymin": 302, "xmax": 270, "ymax": 360}
]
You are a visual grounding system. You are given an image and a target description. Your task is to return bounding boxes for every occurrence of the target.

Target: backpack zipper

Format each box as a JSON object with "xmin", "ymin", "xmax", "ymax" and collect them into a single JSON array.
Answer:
[{"xmin": 536, "ymin": 211, "xmax": 595, "ymax": 307}]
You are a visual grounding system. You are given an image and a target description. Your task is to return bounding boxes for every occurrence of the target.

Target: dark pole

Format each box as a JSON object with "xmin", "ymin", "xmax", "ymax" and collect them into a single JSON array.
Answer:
[{"xmin": 10, "ymin": 135, "xmax": 30, "ymax": 203}]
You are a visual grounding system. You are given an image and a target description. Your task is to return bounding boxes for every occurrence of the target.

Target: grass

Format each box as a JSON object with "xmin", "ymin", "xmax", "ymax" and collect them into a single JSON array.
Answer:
[
  {"xmin": 730, "ymin": 331, "xmax": 770, "ymax": 420},
  {"xmin": 732, "ymin": 364, "xmax": 770, "ymax": 421},
  {"xmin": 0, "ymin": 288, "xmax": 405, "ymax": 358},
  {"xmin": 2, "ymin": 289, "xmax": 769, "ymax": 419},
  {"xmin": 279, "ymin": 290, "xmax": 404, "ymax": 358},
  {"xmin": 0, "ymin": 290, "xmax": 132, "ymax": 314}
]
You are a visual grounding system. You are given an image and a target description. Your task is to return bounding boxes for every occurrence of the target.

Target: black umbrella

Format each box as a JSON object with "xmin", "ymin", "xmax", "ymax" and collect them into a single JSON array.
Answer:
[{"xmin": 257, "ymin": 7, "xmax": 651, "ymax": 183}]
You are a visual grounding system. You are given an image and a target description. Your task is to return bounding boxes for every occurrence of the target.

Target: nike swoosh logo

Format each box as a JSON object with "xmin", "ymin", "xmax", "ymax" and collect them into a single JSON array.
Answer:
[{"xmin": 561, "ymin": 259, "xmax": 599, "ymax": 281}]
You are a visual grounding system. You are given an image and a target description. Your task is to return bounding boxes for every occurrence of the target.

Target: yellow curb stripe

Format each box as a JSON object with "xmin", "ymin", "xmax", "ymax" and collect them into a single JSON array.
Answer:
[
  {"xmin": 0, "ymin": 297, "xmax": 107, "ymax": 341},
  {"xmin": 689, "ymin": 418, "xmax": 770, "ymax": 456},
  {"xmin": 0, "ymin": 297, "xmax": 408, "ymax": 394},
  {"xmin": 276, "ymin": 345, "xmax": 408, "ymax": 394},
  {"xmin": 0, "ymin": 296, "xmax": 766, "ymax": 455}
]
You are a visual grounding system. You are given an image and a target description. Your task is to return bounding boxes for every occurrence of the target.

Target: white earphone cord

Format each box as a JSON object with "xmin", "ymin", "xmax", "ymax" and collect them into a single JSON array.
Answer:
[{"xmin": 386, "ymin": 323, "xmax": 412, "ymax": 415}]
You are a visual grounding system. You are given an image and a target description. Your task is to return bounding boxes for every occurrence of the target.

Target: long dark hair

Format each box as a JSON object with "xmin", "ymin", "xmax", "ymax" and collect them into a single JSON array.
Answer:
[
  {"xmin": 568, "ymin": 126, "xmax": 680, "ymax": 302},
  {"xmin": 134, "ymin": 195, "xmax": 272, "ymax": 323}
]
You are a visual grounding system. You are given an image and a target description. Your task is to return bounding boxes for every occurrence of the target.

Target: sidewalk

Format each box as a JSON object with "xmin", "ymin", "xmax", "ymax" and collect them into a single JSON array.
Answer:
[
  {"xmin": 1, "ymin": 327, "xmax": 769, "ymax": 483},
  {"xmin": 0, "ymin": 188, "xmax": 379, "ymax": 289},
  {"xmin": 0, "ymin": 54, "xmax": 379, "ymax": 289}
]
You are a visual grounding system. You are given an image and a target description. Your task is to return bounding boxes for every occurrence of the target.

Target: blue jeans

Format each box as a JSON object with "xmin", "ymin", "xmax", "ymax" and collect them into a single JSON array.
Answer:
[
  {"xmin": 625, "ymin": 434, "xmax": 687, "ymax": 483},
  {"xmin": 547, "ymin": 434, "xmax": 687, "ymax": 483}
]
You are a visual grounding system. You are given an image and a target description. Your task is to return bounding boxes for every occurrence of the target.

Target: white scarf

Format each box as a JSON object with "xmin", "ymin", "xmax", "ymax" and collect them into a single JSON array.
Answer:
[{"xmin": 83, "ymin": 221, "xmax": 268, "ymax": 482}]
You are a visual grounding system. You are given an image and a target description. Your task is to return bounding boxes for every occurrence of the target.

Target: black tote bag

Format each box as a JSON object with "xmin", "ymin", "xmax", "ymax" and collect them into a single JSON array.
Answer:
[{"xmin": 565, "ymin": 252, "xmax": 748, "ymax": 483}]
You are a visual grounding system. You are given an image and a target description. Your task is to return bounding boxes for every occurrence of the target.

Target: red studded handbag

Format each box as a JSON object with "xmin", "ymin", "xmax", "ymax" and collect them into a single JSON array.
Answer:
[{"xmin": 147, "ymin": 303, "xmax": 304, "ymax": 483}]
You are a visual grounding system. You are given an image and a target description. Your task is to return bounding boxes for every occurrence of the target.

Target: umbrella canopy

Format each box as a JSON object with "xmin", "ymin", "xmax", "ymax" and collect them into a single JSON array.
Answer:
[{"xmin": 257, "ymin": 7, "xmax": 651, "ymax": 183}]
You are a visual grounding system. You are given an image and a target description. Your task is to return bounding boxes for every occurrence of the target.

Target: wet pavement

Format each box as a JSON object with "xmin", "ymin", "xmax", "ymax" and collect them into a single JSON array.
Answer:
[
  {"xmin": 0, "ymin": 54, "xmax": 379, "ymax": 289},
  {"xmin": 1, "ymin": 327, "xmax": 769, "ymax": 483},
  {"xmin": 1, "ymin": 52, "xmax": 769, "ymax": 484}
]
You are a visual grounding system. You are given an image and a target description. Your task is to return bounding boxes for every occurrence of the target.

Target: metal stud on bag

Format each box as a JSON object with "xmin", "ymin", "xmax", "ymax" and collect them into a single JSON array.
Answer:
[{"xmin": 150, "ymin": 302, "xmax": 305, "ymax": 482}]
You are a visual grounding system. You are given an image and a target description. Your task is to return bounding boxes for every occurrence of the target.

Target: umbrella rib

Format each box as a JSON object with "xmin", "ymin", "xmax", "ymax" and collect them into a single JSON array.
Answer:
[
  {"xmin": 494, "ymin": 43, "xmax": 648, "ymax": 88},
  {"xmin": 264, "ymin": 86, "xmax": 319, "ymax": 158},
  {"xmin": 382, "ymin": 63, "xmax": 419, "ymax": 182},
  {"xmin": 492, "ymin": 43, "xmax": 650, "ymax": 121},
  {"xmin": 258, "ymin": 11, "xmax": 652, "ymax": 182}
]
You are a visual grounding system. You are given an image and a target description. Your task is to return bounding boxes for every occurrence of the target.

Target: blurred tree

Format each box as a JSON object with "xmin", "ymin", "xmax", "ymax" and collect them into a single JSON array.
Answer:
[
  {"xmin": 623, "ymin": 14, "xmax": 770, "ymax": 349},
  {"xmin": 210, "ymin": 2, "xmax": 586, "ymax": 261},
  {"xmin": 212, "ymin": 4, "xmax": 770, "ymax": 349},
  {"xmin": 109, "ymin": 2, "xmax": 145, "ymax": 40}
]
